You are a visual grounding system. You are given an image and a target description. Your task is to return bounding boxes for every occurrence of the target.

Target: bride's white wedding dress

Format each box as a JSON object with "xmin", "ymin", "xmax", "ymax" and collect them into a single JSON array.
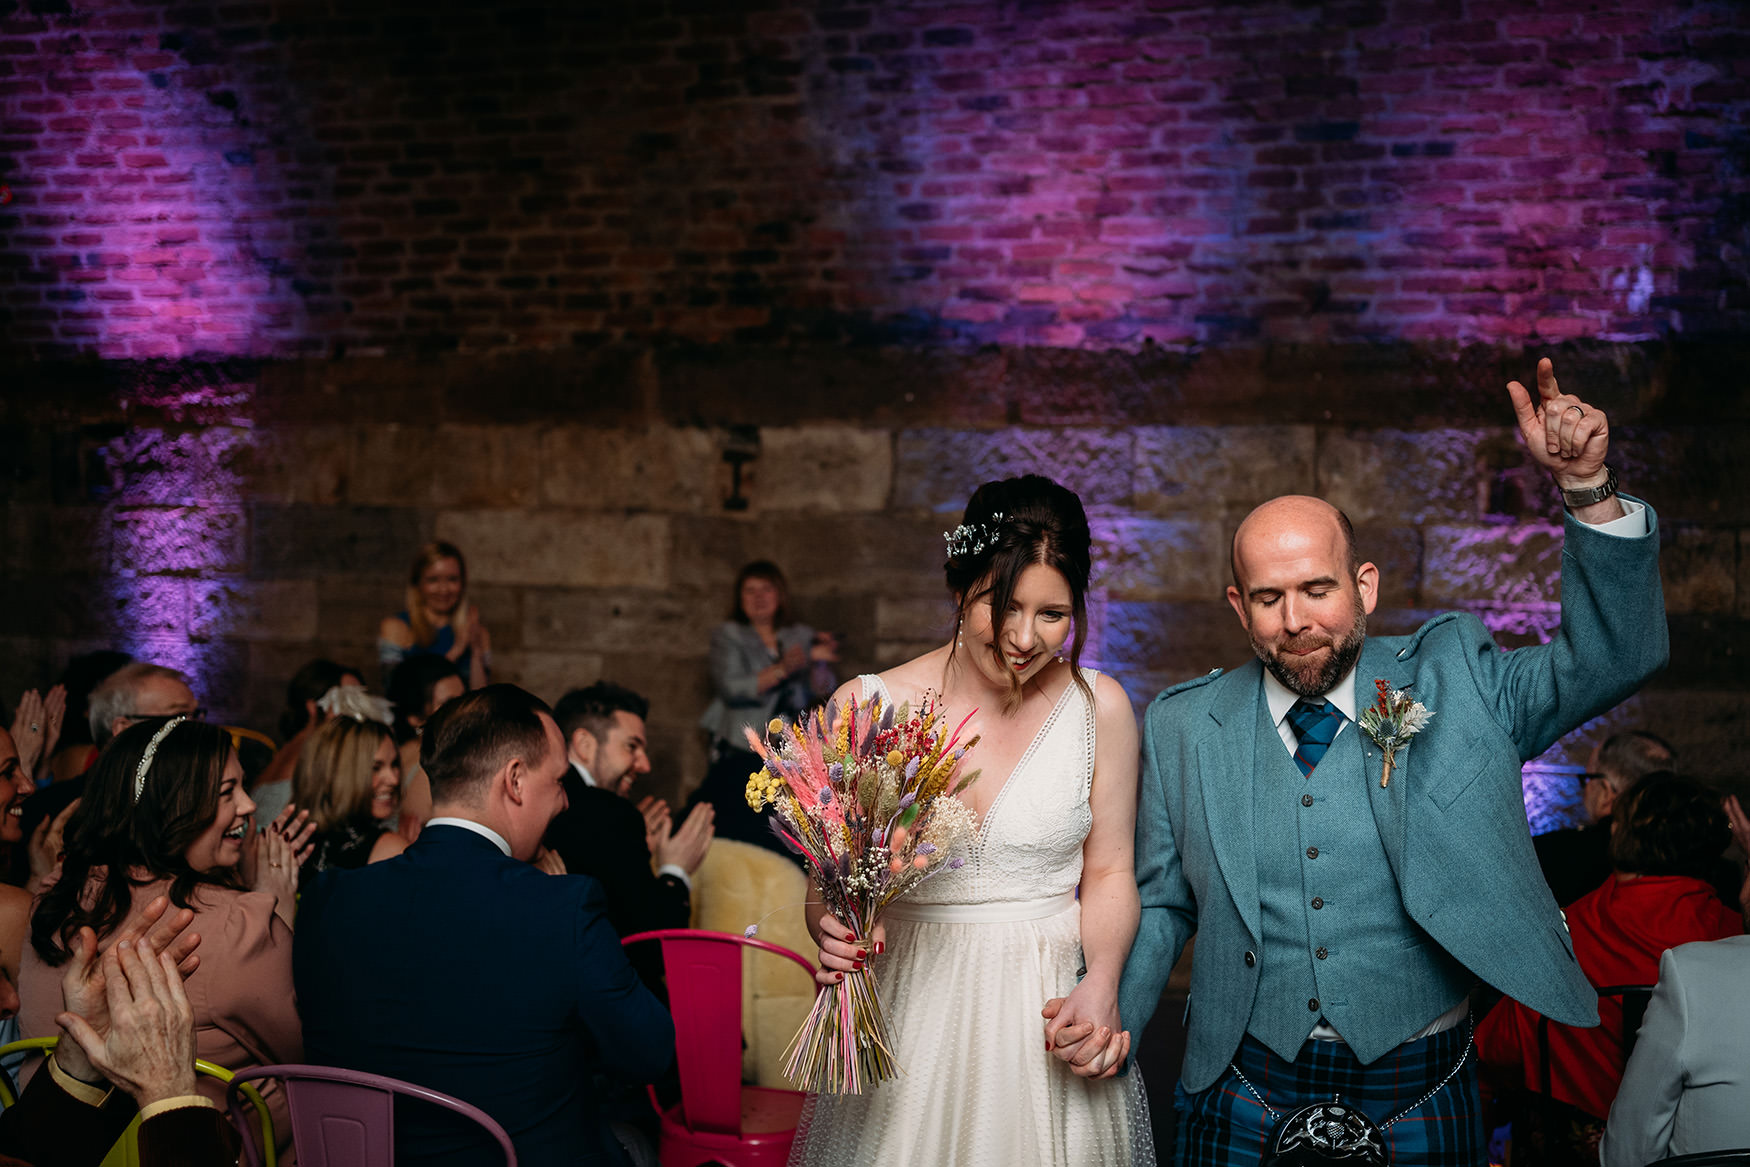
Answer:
[{"xmin": 789, "ymin": 670, "xmax": 1155, "ymax": 1166}]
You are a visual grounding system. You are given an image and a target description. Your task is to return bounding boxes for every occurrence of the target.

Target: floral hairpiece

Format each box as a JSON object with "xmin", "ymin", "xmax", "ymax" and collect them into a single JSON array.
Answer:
[
  {"xmin": 133, "ymin": 716, "xmax": 188, "ymax": 804},
  {"xmin": 317, "ymin": 685, "xmax": 394, "ymax": 727},
  {"xmin": 944, "ymin": 512, "xmax": 1004, "ymax": 560}
]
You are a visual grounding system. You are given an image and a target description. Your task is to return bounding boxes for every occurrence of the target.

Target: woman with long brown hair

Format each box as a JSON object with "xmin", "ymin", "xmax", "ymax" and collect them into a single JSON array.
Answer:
[
  {"xmin": 19, "ymin": 717, "xmax": 312, "ymax": 1161},
  {"xmin": 791, "ymin": 474, "xmax": 1151, "ymax": 1166}
]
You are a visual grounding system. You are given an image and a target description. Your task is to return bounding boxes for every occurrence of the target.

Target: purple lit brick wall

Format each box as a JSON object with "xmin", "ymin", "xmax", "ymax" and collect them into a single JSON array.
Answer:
[
  {"xmin": 0, "ymin": 0, "xmax": 1744, "ymax": 355},
  {"xmin": 1, "ymin": 1, "xmax": 1746, "ymax": 817}
]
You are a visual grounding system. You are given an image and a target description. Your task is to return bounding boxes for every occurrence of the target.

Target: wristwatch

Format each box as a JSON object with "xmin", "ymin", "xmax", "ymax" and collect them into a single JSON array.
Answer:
[{"xmin": 1560, "ymin": 464, "xmax": 1619, "ymax": 509}]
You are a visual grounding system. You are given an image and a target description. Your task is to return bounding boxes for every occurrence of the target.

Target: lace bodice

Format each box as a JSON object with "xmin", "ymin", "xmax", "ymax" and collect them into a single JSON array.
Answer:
[{"xmin": 858, "ymin": 671, "xmax": 1097, "ymax": 906}]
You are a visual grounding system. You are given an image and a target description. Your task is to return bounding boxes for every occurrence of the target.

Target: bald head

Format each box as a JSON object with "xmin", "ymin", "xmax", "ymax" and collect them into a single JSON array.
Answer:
[
  {"xmin": 1230, "ymin": 496, "xmax": 1358, "ymax": 592},
  {"xmin": 1226, "ymin": 496, "xmax": 1377, "ymax": 699}
]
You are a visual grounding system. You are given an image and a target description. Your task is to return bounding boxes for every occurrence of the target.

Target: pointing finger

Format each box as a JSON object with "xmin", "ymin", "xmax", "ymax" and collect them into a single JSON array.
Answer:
[{"xmin": 1537, "ymin": 356, "xmax": 1559, "ymax": 401}]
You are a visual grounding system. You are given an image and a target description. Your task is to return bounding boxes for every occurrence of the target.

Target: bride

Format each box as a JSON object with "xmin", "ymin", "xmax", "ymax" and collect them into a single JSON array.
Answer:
[{"xmin": 790, "ymin": 474, "xmax": 1154, "ymax": 1166}]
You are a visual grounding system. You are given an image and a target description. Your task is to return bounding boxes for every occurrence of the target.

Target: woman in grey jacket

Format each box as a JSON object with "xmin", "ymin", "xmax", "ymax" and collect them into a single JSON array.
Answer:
[{"xmin": 690, "ymin": 561, "xmax": 837, "ymax": 857}]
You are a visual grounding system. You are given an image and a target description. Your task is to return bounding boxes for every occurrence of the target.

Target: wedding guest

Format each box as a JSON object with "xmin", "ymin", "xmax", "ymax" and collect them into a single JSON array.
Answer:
[
  {"xmin": 296, "ymin": 685, "xmax": 675, "ymax": 1167},
  {"xmin": 19, "ymin": 717, "xmax": 312, "ymax": 1161},
  {"xmin": 1116, "ymin": 360, "xmax": 1668, "ymax": 1164},
  {"xmin": 291, "ymin": 699, "xmax": 408, "ymax": 880},
  {"xmin": 1477, "ymin": 775, "xmax": 1740, "ymax": 1149},
  {"xmin": 85, "ymin": 664, "xmax": 199, "ymax": 752},
  {"xmin": 247, "ymin": 661, "xmax": 364, "ymax": 821},
  {"xmin": 385, "ymin": 655, "xmax": 466, "ymax": 842},
  {"xmin": 378, "ymin": 541, "xmax": 489, "ymax": 691},
  {"xmin": 546, "ymin": 684, "xmax": 713, "ymax": 946},
  {"xmin": 0, "ymin": 728, "xmax": 34, "ymax": 982},
  {"xmin": 1534, "ymin": 729, "xmax": 1674, "ymax": 906},
  {"xmin": 690, "ymin": 561, "xmax": 837, "ymax": 857},
  {"xmin": 1601, "ymin": 790, "xmax": 1750, "ymax": 1164}
]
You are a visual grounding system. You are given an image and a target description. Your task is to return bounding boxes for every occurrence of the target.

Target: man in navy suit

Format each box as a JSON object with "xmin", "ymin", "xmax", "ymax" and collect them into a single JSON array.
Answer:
[{"xmin": 295, "ymin": 685, "xmax": 675, "ymax": 1167}]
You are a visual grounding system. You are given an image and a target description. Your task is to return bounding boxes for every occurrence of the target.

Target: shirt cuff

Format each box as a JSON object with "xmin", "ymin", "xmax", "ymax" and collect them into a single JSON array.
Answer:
[
  {"xmin": 47, "ymin": 1053, "xmax": 114, "ymax": 1108},
  {"xmin": 1577, "ymin": 496, "xmax": 1646, "ymax": 537},
  {"xmin": 657, "ymin": 864, "xmax": 692, "ymax": 892},
  {"xmin": 138, "ymin": 1095, "xmax": 220, "ymax": 1121}
]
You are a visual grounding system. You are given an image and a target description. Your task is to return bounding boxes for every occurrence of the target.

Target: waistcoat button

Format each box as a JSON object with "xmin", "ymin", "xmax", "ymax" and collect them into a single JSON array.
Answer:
[
  {"xmin": 1244, "ymin": 950, "xmax": 1255, "ymax": 967},
  {"xmin": 1306, "ymin": 846, "xmax": 1319, "ymax": 859},
  {"xmin": 1316, "ymin": 946, "xmax": 1328, "ymax": 960},
  {"xmin": 1311, "ymin": 896, "xmax": 1324, "ymax": 909},
  {"xmin": 1300, "ymin": 794, "xmax": 1314, "ymax": 807},
  {"xmin": 1308, "ymin": 998, "xmax": 1320, "ymax": 1012}
]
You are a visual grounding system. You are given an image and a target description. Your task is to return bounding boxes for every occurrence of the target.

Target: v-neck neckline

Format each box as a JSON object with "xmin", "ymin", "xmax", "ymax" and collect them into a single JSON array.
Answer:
[{"xmin": 962, "ymin": 677, "xmax": 1077, "ymax": 840}]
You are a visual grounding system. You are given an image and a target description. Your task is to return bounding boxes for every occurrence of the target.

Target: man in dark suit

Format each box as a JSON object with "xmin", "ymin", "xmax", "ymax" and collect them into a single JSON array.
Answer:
[
  {"xmin": 544, "ymin": 683, "xmax": 714, "ymax": 945},
  {"xmin": 295, "ymin": 685, "xmax": 675, "ymax": 1167}
]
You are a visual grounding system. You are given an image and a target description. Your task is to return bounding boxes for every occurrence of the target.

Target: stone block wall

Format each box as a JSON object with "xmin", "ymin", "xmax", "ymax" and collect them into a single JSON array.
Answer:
[{"xmin": 2, "ymin": 338, "xmax": 1746, "ymax": 816}]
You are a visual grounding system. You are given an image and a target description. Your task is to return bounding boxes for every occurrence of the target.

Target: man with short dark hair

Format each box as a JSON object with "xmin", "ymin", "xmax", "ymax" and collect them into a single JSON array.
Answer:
[
  {"xmin": 1536, "ymin": 728, "xmax": 1675, "ymax": 905},
  {"xmin": 544, "ymin": 683, "xmax": 714, "ymax": 946},
  {"xmin": 294, "ymin": 685, "xmax": 674, "ymax": 1167}
]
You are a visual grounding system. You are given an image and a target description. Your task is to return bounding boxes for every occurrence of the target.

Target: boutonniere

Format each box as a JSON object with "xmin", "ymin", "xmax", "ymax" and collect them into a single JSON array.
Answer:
[{"xmin": 1359, "ymin": 679, "xmax": 1433, "ymax": 789}]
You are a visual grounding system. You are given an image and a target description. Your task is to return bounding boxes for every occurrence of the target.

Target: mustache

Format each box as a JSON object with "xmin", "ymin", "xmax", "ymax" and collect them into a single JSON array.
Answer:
[{"xmin": 1279, "ymin": 636, "xmax": 1333, "ymax": 653}]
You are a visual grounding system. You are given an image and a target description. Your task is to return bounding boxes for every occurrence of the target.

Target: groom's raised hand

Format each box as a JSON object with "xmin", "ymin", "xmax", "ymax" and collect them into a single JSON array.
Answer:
[{"xmin": 1506, "ymin": 357, "xmax": 1625, "ymax": 524}]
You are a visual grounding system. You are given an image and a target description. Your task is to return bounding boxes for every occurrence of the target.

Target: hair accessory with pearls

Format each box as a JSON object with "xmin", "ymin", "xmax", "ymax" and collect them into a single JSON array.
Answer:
[{"xmin": 133, "ymin": 716, "xmax": 189, "ymax": 804}]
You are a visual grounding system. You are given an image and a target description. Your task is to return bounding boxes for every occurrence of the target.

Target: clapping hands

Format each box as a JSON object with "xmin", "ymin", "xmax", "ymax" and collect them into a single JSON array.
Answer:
[
  {"xmin": 52, "ymin": 895, "xmax": 202, "ymax": 1095},
  {"xmin": 10, "ymin": 685, "xmax": 66, "ymax": 781}
]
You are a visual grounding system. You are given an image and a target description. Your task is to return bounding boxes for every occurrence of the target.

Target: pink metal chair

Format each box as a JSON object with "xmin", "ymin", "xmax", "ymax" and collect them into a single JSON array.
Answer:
[
  {"xmin": 224, "ymin": 1064, "xmax": 516, "ymax": 1167},
  {"xmin": 623, "ymin": 928, "xmax": 815, "ymax": 1167}
]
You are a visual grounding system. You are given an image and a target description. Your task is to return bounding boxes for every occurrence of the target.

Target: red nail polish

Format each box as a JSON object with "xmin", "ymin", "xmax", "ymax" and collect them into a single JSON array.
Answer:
[
  {"xmin": 874, "ymin": 941, "xmax": 885, "ymax": 955},
  {"xmin": 856, "ymin": 948, "xmax": 867, "ymax": 959},
  {"xmin": 835, "ymin": 972, "xmax": 845, "ymax": 982},
  {"xmin": 853, "ymin": 960, "xmax": 864, "ymax": 971}
]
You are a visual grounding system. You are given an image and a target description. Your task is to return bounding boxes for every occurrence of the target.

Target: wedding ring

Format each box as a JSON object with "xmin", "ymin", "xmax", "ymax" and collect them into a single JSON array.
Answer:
[{"xmin": 1565, "ymin": 405, "xmax": 1584, "ymax": 417}]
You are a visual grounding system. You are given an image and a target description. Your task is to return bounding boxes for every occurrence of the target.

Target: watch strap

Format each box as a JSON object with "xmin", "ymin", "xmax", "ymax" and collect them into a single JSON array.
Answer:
[{"xmin": 1560, "ymin": 464, "xmax": 1619, "ymax": 509}]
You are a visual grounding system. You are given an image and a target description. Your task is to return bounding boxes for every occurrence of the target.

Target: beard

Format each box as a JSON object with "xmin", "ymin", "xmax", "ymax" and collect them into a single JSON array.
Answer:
[{"xmin": 1251, "ymin": 595, "xmax": 1368, "ymax": 699}]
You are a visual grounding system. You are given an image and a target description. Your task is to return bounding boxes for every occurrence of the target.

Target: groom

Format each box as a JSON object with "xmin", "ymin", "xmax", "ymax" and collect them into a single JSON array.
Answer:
[{"xmin": 1111, "ymin": 360, "xmax": 1668, "ymax": 1162}]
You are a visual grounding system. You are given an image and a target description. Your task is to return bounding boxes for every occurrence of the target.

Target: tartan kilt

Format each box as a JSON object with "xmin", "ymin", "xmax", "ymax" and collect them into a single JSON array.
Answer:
[{"xmin": 1173, "ymin": 1025, "xmax": 1485, "ymax": 1167}]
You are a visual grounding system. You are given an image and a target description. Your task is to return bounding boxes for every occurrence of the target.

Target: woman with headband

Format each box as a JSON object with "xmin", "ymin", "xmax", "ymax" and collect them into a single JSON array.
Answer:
[{"xmin": 17, "ymin": 716, "xmax": 315, "ymax": 1163}]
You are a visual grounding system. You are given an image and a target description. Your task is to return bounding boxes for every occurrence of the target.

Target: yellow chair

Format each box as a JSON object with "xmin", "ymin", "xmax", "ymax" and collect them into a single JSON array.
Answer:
[{"xmin": 0, "ymin": 1036, "xmax": 276, "ymax": 1167}]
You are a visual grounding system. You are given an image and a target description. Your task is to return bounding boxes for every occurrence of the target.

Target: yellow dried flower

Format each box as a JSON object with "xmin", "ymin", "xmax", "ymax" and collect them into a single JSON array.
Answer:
[
  {"xmin": 768, "ymin": 717, "xmax": 786, "ymax": 735},
  {"xmin": 886, "ymin": 749, "xmax": 905, "ymax": 768}
]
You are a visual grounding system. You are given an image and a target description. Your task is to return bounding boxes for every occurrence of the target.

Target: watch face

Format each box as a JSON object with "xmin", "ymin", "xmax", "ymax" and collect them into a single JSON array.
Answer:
[{"xmin": 1264, "ymin": 1101, "xmax": 1388, "ymax": 1167}]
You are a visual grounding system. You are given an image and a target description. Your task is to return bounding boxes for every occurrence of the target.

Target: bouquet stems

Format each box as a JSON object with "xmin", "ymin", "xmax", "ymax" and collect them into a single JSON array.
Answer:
[{"xmin": 782, "ymin": 952, "xmax": 899, "ymax": 1094}]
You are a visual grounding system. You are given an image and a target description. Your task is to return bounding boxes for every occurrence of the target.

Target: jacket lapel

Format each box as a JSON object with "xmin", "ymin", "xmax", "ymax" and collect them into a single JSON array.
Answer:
[
  {"xmin": 1360, "ymin": 637, "xmax": 1414, "ymax": 883},
  {"xmin": 1198, "ymin": 663, "xmax": 1262, "ymax": 940}
]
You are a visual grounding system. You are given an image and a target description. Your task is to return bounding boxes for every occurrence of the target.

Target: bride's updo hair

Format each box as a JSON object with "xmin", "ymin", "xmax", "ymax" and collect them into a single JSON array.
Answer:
[{"xmin": 944, "ymin": 474, "xmax": 1093, "ymax": 712}]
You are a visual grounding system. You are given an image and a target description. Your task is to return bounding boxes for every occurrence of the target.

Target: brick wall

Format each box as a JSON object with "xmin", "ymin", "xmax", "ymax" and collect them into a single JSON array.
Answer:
[
  {"xmin": 3, "ymin": 339, "xmax": 1746, "ymax": 818},
  {"xmin": 0, "ymin": 0, "xmax": 1745, "ymax": 357}
]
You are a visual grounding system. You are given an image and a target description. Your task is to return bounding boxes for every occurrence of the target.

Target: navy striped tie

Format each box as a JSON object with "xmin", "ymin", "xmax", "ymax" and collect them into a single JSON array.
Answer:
[{"xmin": 1286, "ymin": 700, "xmax": 1342, "ymax": 777}]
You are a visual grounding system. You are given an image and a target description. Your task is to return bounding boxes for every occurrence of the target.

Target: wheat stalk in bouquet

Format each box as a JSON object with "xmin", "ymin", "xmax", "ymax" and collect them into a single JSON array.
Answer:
[{"xmin": 743, "ymin": 690, "xmax": 980, "ymax": 1094}]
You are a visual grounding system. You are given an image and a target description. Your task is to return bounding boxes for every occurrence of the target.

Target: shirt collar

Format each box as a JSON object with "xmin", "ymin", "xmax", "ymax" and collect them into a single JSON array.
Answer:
[
  {"xmin": 1263, "ymin": 658, "xmax": 1360, "ymax": 728},
  {"xmin": 424, "ymin": 817, "xmax": 511, "ymax": 856},
  {"xmin": 571, "ymin": 760, "xmax": 596, "ymax": 788}
]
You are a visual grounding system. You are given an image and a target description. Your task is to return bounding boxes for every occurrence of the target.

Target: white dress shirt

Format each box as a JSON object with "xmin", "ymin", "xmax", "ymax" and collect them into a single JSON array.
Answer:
[{"xmin": 425, "ymin": 816, "xmax": 511, "ymax": 856}]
